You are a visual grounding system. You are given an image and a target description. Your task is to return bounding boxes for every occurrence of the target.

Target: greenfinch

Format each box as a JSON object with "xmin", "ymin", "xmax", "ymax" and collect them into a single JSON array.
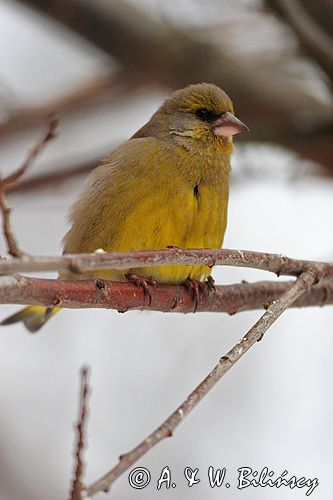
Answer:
[{"xmin": 2, "ymin": 83, "xmax": 248, "ymax": 331}]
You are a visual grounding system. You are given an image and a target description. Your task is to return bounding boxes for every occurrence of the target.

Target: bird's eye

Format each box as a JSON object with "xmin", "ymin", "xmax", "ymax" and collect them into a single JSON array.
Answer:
[{"xmin": 195, "ymin": 108, "xmax": 218, "ymax": 122}]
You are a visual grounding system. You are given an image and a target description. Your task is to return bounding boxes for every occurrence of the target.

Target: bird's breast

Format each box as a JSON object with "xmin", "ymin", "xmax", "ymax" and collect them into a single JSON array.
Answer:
[{"xmin": 181, "ymin": 180, "xmax": 228, "ymax": 249}]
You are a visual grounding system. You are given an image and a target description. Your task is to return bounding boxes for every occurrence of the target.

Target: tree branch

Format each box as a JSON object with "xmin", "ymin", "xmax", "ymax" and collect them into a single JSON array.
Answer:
[
  {"xmin": 69, "ymin": 366, "xmax": 90, "ymax": 500},
  {"xmin": 0, "ymin": 117, "xmax": 58, "ymax": 256},
  {"xmin": 0, "ymin": 71, "xmax": 137, "ymax": 143},
  {"xmin": 6, "ymin": 156, "xmax": 99, "ymax": 195},
  {"xmin": 0, "ymin": 116, "xmax": 58, "ymax": 189},
  {"xmin": 85, "ymin": 271, "xmax": 316, "ymax": 496},
  {"xmin": 0, "ymin": 248, "xmax": 331, "ymax": 279},
  {"xmin": 0, "ymin": 191, "xmax": 22, "ymax": 258},
  {"xmin": 0, "ymin": 275, "xmax": 332, "ymax": 315}
]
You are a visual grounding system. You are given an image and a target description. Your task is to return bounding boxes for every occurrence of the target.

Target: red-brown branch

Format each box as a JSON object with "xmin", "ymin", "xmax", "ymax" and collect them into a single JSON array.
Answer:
[{"xmin": 0, "ymin": 275, "xmax": 332, "ymax": 315}]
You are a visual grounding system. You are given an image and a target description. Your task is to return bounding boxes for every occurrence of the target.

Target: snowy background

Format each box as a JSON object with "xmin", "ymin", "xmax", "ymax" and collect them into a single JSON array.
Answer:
[{"xmin": 0, "ymin": 1, "xmax": 332, "ymax": 499}]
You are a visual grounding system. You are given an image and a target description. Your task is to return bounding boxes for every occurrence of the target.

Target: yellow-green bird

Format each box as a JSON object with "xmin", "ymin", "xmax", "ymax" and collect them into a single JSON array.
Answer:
[{"xmin": 2, "ymin": 83, "xmax": 248, "ymax": 332}]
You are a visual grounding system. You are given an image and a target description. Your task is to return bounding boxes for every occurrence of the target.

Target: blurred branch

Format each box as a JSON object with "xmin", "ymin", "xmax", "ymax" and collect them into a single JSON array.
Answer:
[
  {"xmin": 0, "ymin": 71, "xmax": 140, "ymax": 143},
  {"xmin": 300, "ymin": 0, "xmax": 333, "ymax": 41},
  {"xmin": 13, "ymin": 0, "xmax": 333, "ymax": 171},
  {"xmin": 15, "ymin": 0, "xmax": 175, "ymax": 73},
  {"xmin": 0, "ymin": 248, "xmax": 332, "ymax": 278},
  {"xmin": 0, "ymin": 274, "xmax": 332, "ymax": 314},
  {"xmin": 0, "ymin": 117, "xmax": 58, "ymax": 255},
  {"xmin": 266, "ymin": 0, "xmax": 333, "ymax": 84},
  {"xmin": 7, "ymin": 156, "xmax": 99, "ymax": 195},
  {"xmin": 85, "ymin": 271, "xmax": 315, "ymax": 496},
  {"xmin": 69, "ymin": 366, "xmax": 90, "ymax": 500},
  {"xmin": 0, "ymin": 76, "xmax": 114, "ymax": 140}
]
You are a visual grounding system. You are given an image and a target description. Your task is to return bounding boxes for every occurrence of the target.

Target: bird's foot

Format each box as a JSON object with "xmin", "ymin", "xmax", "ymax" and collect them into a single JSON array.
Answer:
[
  {"xmin": 184, "ymin": 277, "xmax": 213, "ymax": 312},
  {"xmin": 166, "ymin": 245, "xmax": 182, "ymax": 250},
  {"xmin": 206, "ymin": 275, "xmax": 216, "ymax": 291},
  {"xmin": 125, "ymin": 273, "xmax": 157, "ymax": 306}
]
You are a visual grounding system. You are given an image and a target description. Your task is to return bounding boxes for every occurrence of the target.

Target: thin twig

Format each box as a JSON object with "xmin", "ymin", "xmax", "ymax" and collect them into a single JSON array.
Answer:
[
  {"xmin": 69, "ymin": 366, "xmax": 90, "ymax": 500},
  {"xmin": 0, "ymin": 274, "xmax": 332, "ymax": 314},
  {"xmin": 0, "ymin": 192, "xmax": 22, "ymax": 257},
  {"xmin": 0, "ymin": 248, "xmax": 331, "ymax": 278},
  {"xmin": 85, "ymin": 271, "xmax": 316, "ymax": 496},
  {"xmin": 0, "ymin": 116, "xmax": 58, "ymax": 190},
  {"xmin": 0, "ymin": 117, "xmax": 58, "ymax": 256}
]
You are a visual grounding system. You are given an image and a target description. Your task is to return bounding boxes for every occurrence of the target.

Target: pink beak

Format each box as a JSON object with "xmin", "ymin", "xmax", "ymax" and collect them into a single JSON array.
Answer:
[{"xmin": 213, "ymin": 112, "xmax": 249, "ymax": 137}]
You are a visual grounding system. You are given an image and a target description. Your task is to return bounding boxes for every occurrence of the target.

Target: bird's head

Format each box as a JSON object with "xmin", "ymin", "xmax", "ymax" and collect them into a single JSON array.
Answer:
[{"xmin": 159, "ymin": 83, "xmax": 248, "ymax": 153}]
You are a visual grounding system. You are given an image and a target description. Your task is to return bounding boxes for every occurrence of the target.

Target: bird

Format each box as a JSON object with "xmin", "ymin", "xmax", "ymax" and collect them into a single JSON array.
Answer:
[{"xmin": 1, "ymin": 83, "xmax": 248, "ymax": 332}]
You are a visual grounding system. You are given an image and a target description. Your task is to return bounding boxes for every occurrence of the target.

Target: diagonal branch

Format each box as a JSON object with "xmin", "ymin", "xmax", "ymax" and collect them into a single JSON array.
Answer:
[
  {"xmin": 85, "ymin": 271, "xmax": 316, "ymax": 496},
  {"xmin": 0, "ymin": 116, "xmax": 58, "ymax": 190}
]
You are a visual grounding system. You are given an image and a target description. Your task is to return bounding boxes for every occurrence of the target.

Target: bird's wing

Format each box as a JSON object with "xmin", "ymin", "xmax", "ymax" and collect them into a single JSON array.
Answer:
[{"xmin": 62, "ymin": 136, "xmax": 181, "ymax": 256}]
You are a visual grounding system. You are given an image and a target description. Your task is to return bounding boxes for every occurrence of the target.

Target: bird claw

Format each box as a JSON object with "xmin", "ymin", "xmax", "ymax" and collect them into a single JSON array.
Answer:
[
  {"xmin": 206, "ymin": 275, "xmax": 216, "ymax": 291},
  {"xmin": 125, "ymin": 273, "xmax": 157, "ymax": 306},
  {"xmin": 184, "ymin": 277, "xmax": 212, "ymax": 312}
]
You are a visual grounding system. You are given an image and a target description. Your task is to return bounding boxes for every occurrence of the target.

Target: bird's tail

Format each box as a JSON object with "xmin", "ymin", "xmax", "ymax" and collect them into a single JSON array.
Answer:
[{"xmin": 1, "ymin": 306, "xmax": 60, "ymax": 333}]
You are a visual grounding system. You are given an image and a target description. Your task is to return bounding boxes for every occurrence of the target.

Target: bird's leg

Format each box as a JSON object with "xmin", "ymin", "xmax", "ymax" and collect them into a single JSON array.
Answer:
[
  {"xmin": 184, "ymin": 277, "xmax": 212, "ymax": 312},
  {"xmin": 125, "ymin": 273, "xmax": 157, "ymax": 306}
]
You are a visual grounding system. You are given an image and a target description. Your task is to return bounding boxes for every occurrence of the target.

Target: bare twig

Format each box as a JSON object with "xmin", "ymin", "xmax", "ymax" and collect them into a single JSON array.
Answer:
[
  {"xmin": 0, "ymin": 191, "xmax": 22, "ymax": 257},
  {"xmin": 0, "ymin": 116, "xmax": 58, "ymax": 190},
  {"xmin": 0, "ymin": 71, "xmax": 137, "ymax": 143},
  {"xmin": 69, "ymin": 366, "xmax": 90, "ymax": 500},
  {"xmin": 0, "ymin": 248, "xmax": 331, "ymax": 279},
  {"xmin": 0, "ymin": 76, "xmax": 113, "ymax": 140},
  {"xmin": 85, "ymin": 271, "xmax": 316, "ymax": 496},
  {"xmin": 0, "ymin": 274, "xmax": 332, "ymax": 314},
  {"xmin": 0, "ymin": 117, "xmax": 58, "ymax": 256}
]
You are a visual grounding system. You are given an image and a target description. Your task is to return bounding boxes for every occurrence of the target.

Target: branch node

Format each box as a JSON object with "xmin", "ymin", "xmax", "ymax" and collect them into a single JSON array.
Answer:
[
  {"xmin": 169, "ymin": 296, "xmax": 180, "ymax": 310},
  {"xmin": 220, "ymin": 355, "xmax": 232, "ymax": 364}
]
